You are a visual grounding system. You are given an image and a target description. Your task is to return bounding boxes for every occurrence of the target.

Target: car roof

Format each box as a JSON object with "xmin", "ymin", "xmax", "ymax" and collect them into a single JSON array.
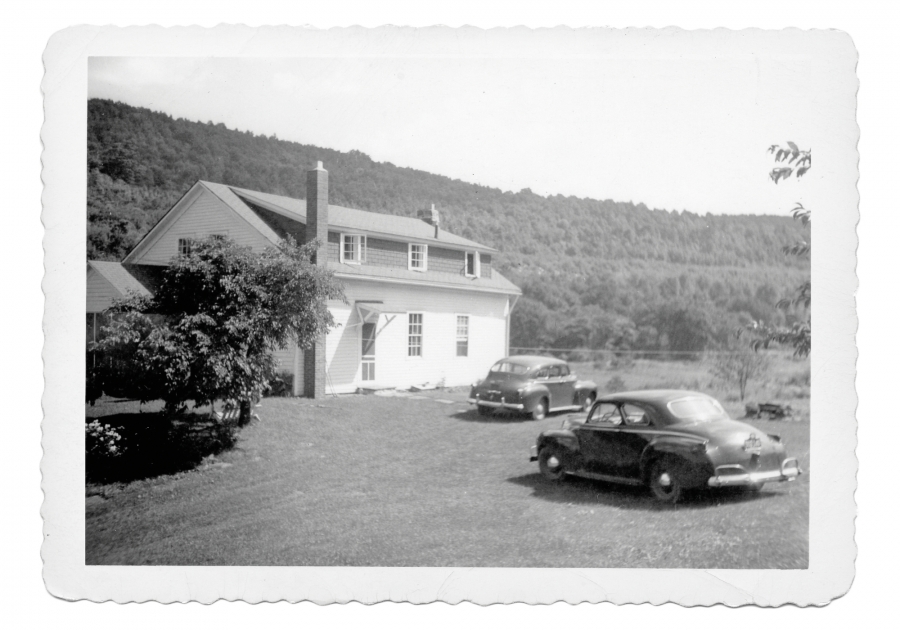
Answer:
[
  {"xmin": 495, "ymin": 355, "xmax": 567, "ymax": 368},
  {"xmin": 597, "ymin": 390, "xmax": 712, "ymax": 406}
]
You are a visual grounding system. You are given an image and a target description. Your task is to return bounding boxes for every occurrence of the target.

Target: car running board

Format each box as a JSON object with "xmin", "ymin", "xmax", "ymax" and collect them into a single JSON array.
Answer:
[{"xmin": 568, "ymin": 470, "xmax": 643, "ymax": 486}]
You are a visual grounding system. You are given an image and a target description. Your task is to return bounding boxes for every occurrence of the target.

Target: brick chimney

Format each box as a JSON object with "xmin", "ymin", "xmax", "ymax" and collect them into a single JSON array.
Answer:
[
  {"xmin": 304, "ymin": 160, "xmax": 328, "ymax": 399},
  {"xmin": 417, "ymin": 203, "xmax": 440, "ymax": 239},
  {"xmin": 306, "ymin": 160, "xmax": 329, "ymax": 263}
]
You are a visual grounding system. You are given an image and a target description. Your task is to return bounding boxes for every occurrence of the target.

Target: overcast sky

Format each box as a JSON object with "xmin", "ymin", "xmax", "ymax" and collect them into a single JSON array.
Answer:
[{"xmin": 88, "ymin": 45, "xmax": 837, "ymax": 216}]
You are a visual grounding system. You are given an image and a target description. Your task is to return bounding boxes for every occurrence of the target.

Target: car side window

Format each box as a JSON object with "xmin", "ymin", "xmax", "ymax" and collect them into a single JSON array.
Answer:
[
  {"xmin": 535, "ymin": 368, "xmax": 549, "ymax": 380},
  {"xmin": 559, "ymin": 365, "xmax": 570, "ymax": 377},
  {"xmin": 548, "ymin": 365, "xmax": 561, "ymax": 378},
  {"xmin": 587, "ymin": 402, "xmax": 622, "ymax": 426},
  {"xmin": 622, "ymin": 403, "xmax": 650, "ymax": 426}
]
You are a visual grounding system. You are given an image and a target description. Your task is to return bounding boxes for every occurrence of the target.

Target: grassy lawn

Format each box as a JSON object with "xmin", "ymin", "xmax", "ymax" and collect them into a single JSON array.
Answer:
[{"xmin": 86, "ymin": 367, "xmax": 809, "ymax": 568}]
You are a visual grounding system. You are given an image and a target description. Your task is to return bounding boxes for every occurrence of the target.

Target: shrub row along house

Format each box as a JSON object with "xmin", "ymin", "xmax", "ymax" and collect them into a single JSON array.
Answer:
[{"xmin": 87, "ymin": 162, "xmax": 521, "ymax": 398}]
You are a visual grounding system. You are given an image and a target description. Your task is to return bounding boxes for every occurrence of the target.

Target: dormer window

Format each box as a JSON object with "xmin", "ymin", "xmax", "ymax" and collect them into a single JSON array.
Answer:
[
  {"xmin": 408, "ymin": 243, "xmax": 428, "ymax": 271},
  {"xmin": 465, "ymin": 251, "xmax": 480, "ymax": 277},
  {"xmin": 341, "ymin": 234, "xmax": 366, "ymax": 264}
]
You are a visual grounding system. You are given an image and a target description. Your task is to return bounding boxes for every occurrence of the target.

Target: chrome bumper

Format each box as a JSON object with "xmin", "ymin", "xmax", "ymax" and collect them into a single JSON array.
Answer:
[
  {"xmin": 708, "ymin": 457, "xmax": 802, "ymax": 488},
  {"xmin": 467, "ymin": 397, "xmax": 525, "ymax": 411},
  {"xmin": 529, "ymin": 445, "xmax": 538, "ymax": 462}
]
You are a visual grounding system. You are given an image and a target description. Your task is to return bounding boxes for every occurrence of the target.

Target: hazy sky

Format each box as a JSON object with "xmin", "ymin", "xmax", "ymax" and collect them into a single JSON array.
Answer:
[{"xmin": 89, "ymin": 51, "xmax": 832, "ymax": 216}]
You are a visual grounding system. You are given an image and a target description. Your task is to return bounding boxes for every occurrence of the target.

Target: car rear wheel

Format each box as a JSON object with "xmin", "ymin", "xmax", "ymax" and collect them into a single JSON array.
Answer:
[
  {"xmin": 477, "ymin": 404, "xmax": 493, "ymax": 417},
  {"xmin": 649, "ymin": 459, "xmax": 685, "ymax": 504},
  {"xmin": 581, "ymin": 393, "xmax": 595, "ymax": 412},
  {"xmin": 538, "ymin": 446, "xmax": 566, "ymax": 481},
  {"xmin": 531, "ymin": 398, "xmax": 548, "ymax": 421}
]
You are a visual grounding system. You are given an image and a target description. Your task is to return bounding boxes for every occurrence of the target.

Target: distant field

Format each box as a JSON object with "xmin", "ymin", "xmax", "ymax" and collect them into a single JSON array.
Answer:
[
  {"xmin": 86, "ymin": 357, "xmax": 809, "ymax": 568},
  {"xmin": 569, "ymin": 351, "xmax": 810, "ymax": 419}
]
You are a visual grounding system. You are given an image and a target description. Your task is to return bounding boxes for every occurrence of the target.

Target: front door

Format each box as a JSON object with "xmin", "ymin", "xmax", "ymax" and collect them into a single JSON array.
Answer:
[
  {"xmin": 361, "ymin": 322, "xmax": 376, "ymax": 382},
  {"xmin": 576, "ymin": 402, "xmax": 648, "ymax": 479},
  {"xmin": 546, "ymin": 364, "xmax": 577, "ymax": 409}
]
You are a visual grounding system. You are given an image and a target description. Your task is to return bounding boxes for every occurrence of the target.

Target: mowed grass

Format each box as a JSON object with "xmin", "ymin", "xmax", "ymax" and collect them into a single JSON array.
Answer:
[{"xmin": 86, "ymin": 382, "xmax": 809, "ymax": 568}]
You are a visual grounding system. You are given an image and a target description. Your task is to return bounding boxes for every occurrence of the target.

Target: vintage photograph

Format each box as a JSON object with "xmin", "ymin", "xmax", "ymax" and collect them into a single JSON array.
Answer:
[
  {"xmin": 39, "ymin": 25, "xmax": 858, "ymax": 603},
  {"xmin": 83, "ymin": 50, "xmax": 816, "ymax": 569}
]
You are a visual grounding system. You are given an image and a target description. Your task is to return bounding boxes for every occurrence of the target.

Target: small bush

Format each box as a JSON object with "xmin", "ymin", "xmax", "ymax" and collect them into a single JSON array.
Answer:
[
  {"xmin": 606, "ymin": 376, "xmax": 626, "ymax": 393},
  {"xmin": 266, "ymin": 370, "xmax": 294, "ymax": 397},
  {"xmin": 85, "ymin": 412, "xmax": 240, "ymax": 483},
  {"xmin": 86, "ymin": 420, "xmax": 126, "ymax": 459}
]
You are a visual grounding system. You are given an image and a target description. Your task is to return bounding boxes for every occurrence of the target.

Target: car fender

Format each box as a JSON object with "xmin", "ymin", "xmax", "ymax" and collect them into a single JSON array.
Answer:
[
  {"xmin": 574, "ymin": 380, "xmax": 598, "ymax": 402},
  {"xmin": 640, "ymin": 435, "xmax": 712, "ymax": 487},
  {"xmin": 538, "ymin": 429, "xmax": 580, "ymax": 453}
]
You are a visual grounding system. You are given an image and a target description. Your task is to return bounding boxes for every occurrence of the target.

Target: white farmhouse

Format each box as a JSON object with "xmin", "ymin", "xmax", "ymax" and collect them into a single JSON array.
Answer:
[{"xmin": 86, "ymin": 162, "xmax": 521, "ymax": 398}]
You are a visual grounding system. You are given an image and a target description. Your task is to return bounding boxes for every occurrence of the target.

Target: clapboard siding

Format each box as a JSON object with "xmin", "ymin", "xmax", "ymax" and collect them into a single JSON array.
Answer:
[
  {"xmin": 324, "ymin": 304, "xmax": 356, "ymax": 393},
  {"xmin": 323, "ymin": 278, "xmax": 510, "ymax": 394},
  {"xmin": 132, "ymin": 189, "xmax": 272, "ymax": 265}
]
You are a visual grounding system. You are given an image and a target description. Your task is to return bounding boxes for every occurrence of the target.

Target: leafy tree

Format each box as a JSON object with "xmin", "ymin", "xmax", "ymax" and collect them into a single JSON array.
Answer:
[
  {"xmin": 89, "ymin": 236, "xmax": 345, "ymax": 419},
  {"xmin": 741, "ymin": 143, "xmax": 812, "ymax": 356},
  {"xmin": 708, "ymin": 348, "xmax": 771, "ymax": 402}
]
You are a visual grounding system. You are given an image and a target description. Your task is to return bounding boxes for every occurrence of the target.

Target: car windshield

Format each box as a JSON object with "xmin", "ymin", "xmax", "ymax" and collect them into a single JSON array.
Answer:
[
  {"xmin": 489, "ymin": 361, "xmax": 530, "ymax": 375},
  {"xmin": 666, "ymin": 396, "xmax": 729, "ymax": 423}
]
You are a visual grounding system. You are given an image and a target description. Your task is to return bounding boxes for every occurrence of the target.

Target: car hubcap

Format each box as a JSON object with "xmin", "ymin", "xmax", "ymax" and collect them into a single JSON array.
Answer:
[
  {"xmin": 658, "ymin": 472, "xmax": 672, "ymax": 487},
  {"xmin": 547, "ymin": 456, "xmax": 559, "ymax": 469}
]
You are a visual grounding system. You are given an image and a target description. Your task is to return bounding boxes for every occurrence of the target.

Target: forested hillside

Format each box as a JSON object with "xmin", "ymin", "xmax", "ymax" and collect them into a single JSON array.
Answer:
[{"xmin": 87, "ymin": 99, "xmax": 810, "ymax": 354}]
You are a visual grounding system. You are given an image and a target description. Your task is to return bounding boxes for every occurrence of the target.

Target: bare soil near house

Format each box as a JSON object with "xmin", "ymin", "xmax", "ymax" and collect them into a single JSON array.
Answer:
[{"xmin": 86, "ymin": 359, "xmax": 809, "ymax": 568}]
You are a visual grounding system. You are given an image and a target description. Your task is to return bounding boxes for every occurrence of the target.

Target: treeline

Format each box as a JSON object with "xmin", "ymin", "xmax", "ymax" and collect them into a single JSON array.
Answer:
[{"xmin": 87, "ymin": 98, "xmax": 810, "ymax": 354}]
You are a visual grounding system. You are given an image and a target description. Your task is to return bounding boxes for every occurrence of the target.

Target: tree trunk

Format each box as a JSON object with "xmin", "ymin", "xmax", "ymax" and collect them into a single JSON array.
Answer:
[{"xmin": 238, "ymin": 399, "xmax": 252, "ymax": 426}]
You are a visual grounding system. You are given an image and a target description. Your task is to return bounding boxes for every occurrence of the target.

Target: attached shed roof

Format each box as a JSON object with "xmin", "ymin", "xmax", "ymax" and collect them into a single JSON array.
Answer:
[
  {"xmin": 332, "ymin": 259, "xmax": 521, "ymax": 295},
  {"xmin": 88, "ymin": 261, "xmax": 153, "ymax": 298}
]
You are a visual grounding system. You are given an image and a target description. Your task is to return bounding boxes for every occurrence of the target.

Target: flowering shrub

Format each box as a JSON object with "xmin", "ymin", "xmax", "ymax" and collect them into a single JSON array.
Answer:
[{"xmin": 86, "ymin": 420, "xmax": 126, "ymax": 459}]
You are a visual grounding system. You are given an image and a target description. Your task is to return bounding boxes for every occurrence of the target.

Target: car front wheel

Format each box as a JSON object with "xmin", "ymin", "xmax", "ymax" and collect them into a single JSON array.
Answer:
[
  {"xmin": 649, "ymin": 459, "xmax": 685, "ymax": 504},
  {"xmin": 538, "ymin": 446, "xmax": 566, "ymax": 481},
  {"xmin": 531, "ymin": 398, "xmax": 548, "ymax": 421}
]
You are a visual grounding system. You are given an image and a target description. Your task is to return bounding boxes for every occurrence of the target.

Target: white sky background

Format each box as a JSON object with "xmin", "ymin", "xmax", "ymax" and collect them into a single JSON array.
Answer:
[{"xmin": 89, "ymin": 50, "xmax": 828, "ymax": 216}]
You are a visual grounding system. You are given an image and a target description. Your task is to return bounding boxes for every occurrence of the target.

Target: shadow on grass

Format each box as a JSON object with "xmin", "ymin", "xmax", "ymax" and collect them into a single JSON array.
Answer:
[
  {"xmin": 86, "ymin": 412, "xmax": 240, "ymax": 484},
  {"xmin": 507, "ymin": 472, "xmax": 774, "ymax": 511},
  {"xmin": 449, "ymin": 408, "xmax": 576, "ymax": 424},
  {"xmin": 449, "ymin": 409, "xmax": 532, "ymax": 424}
]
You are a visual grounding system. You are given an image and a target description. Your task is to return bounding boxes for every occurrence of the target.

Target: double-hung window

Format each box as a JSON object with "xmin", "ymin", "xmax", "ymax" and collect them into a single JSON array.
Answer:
[
  {"xmin": 408, "ymin": 243, "xmax": 427, "ymax": 271},
  {"xmin": 456, "ymin": 315, "xmax": 469, "ymax": 357},
  {"xmin": 465, "ymin": 251, "xmax": 480, "ymax": 277},
  {"xmin": 341, "ymin": 234, "xmax": 366, "ymax": 264},
  {"xmin": 408, "ymin": 313, "xmax": 423, "ymax": 357},
  {"xmin": 178, "ymin": 238, "xmax": 193, "ymax": 256}
]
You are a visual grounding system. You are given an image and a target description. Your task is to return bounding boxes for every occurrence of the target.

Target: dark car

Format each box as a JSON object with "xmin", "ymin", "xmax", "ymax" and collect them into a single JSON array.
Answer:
[
  {"xmin": 468, "ymin": 355, "xmax": 598, "ymax": 421},
  {"xmin": 529, "ymin": 390, "xmax": 802, "ymax": 503}
]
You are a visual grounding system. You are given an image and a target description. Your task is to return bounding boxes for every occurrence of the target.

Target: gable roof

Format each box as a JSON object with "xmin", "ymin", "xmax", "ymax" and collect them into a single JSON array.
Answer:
[
  {"xmin": 224, "ymin": 184, "xmax": 498, "ymax": 253},
  {"xmin": 119, "ymin": 180, "xmax": 519, "ymax": 296}
]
